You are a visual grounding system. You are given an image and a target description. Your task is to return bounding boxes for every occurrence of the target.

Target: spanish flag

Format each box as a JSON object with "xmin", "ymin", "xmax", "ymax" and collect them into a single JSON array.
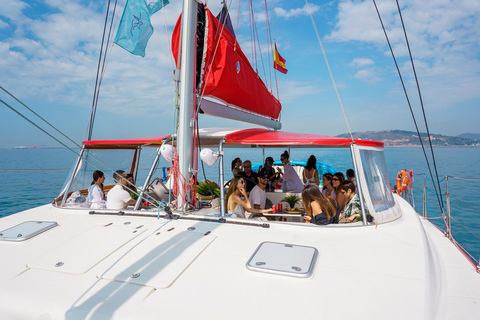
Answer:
[{"xmin": 273, "ymin": 43, "xmax": 288, "ymax": 74}]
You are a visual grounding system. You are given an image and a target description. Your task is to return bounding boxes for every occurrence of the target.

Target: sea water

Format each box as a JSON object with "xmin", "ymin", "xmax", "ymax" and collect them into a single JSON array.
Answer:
[{"xmin": 1, "ymin": 147, "xmax": 479, "ymax": 260}]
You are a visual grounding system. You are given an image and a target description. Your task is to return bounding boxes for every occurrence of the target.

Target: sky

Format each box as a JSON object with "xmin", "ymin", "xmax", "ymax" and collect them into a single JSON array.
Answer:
[{"xmin": 0, "ymin": 0, "xmax": 479, "ymax": 148}]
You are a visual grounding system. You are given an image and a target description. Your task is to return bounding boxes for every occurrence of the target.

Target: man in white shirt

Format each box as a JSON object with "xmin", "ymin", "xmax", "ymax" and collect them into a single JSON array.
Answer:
[
  {"xmin": 106, "ymin": 170, "xmax": 137, "ymax": 210},
  {"xmin": 248, "ymin": 170, "xmax": 269, "ymax": 220}
]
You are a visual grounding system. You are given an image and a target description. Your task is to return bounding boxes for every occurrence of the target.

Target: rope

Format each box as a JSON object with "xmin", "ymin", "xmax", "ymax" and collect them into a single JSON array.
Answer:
[{"xmin": 305, "ymin": 0, "xmax": 354, "ymax": 142}]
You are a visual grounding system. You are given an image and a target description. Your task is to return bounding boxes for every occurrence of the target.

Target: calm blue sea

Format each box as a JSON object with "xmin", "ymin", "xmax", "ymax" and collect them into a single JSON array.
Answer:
[{"xmin": 1, "ymin": 147, "xmax": 479, "ymax": 260}]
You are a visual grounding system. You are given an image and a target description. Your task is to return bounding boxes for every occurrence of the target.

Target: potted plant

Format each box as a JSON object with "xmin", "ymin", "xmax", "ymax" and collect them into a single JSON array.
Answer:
[
  {"xmin": 196, "ymin": 180, "xmax": 220, "ymax": 200},
  {"xmin": 281, "ymin": 194, "xmax": 301, "ymax": 209}
]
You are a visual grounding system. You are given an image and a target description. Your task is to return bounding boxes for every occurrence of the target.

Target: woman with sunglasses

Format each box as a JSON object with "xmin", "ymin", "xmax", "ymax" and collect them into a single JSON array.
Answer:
[
  {"xmin": 322, "ymin": 173, "xmax": 336, "ymax": 199},
  {"xmin": 231, "ymin": 157, "xmax": 242, "ymax": 176},
  {"xmin": 331, "ymin": 172, "xmax": 345, "ymax": 195},
  {"xmin": 226, "ymin": 175, "xmax": 272, "ymax": 218}
]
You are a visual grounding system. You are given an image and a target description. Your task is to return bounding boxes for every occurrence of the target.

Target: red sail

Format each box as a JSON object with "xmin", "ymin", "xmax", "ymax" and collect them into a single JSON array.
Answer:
[{"xmin": 172, "ymin": 8, "xmax": 281, "ymax": 120}]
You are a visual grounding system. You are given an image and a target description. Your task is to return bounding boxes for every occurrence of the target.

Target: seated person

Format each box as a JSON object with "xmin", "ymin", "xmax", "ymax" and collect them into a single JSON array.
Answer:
[
  {"xmin": 87, "ymin": 170, "xmax": 106, "ymax": 209},
  {"xmin": 226, "ymin": 175, "xmax": 272, "ymax": 218},
  {"xmin": 301, "ymin": 185, "xmax": 337, "ymax": 225},
  {"xmin": 125, "ymin": 173, "xmax": 138, "ymax": 199},
  {"xmin": 106, "ymin": 170, "xmax": 138, "ymax": 210},
  {"xmin": 248, "ymin": 170, "xmax": 270, "ymax": 220},
  {"xmin": 238, "ymin": 160, "xmax": 258, "ymax": 192},
  {"xmin": 322, "ymin": 173, "xmax": 335, "ymax": 198},
  {"xmin": 336, "ymin": 180, "xmax": 369, "ymax": 223}
]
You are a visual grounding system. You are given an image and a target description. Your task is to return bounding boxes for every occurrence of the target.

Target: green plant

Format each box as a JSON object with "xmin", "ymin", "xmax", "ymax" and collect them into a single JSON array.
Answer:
[
  {"xmin": 281, "ymin": 194, "xmax": 301, "ymax": 208},
  {"xmin": 196, "ymin": 180, "xmax": 220, "ymax": 197}
]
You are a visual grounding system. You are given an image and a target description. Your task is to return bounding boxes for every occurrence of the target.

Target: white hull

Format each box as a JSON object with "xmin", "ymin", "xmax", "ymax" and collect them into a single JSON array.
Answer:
[{"xmin": 1, "ymin": 195, "xmax": 479, "ymax": 319}]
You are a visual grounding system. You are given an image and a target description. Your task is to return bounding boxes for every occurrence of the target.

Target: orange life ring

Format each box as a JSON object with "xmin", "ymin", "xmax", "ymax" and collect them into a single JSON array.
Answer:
[{"xmin": 396, "ymin": 170, "xmax": 408, "ymax": 194}]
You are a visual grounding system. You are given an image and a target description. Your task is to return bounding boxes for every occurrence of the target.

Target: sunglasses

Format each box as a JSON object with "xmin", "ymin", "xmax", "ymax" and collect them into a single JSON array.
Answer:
[
  {"xmin": 332, "ymin": 178, "xmax": 339, "ymax": 181},
  {"xmin": 243, "ymin": 165, "xmax": 251, "ymax": 168}
]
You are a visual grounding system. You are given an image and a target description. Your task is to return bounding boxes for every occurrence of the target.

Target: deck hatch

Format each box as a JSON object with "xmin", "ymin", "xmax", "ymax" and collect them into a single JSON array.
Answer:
[
  {"xmin": 246, "ymin": 241, "xmax": 317, "ymax": 278},
  {"xmin": 0, "ymin": 221, "xmax": 58, "ymax": 242}
]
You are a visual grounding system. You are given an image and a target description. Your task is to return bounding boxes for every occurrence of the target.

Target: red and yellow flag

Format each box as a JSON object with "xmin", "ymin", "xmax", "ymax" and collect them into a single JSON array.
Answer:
[{"xmin": 273, "ymin": 43, "xmax": 288, "ymax": 74}]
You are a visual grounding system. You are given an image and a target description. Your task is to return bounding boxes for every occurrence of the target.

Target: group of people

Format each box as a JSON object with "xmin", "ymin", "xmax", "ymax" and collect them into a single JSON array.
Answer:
[
  {"xmin": 302, "ymin": 179, "xmax": 365, "ymax": 225},
  {"xmin": 86, "ymin": 170, "xmax": 140, "ymax": 210},
  {"xmin": 231, "ymin": 150, "xmax": 306, "ymax": 193},
  {"xmin": 229, "ymin": 151, "xmax": 367, "ymax": 224}
]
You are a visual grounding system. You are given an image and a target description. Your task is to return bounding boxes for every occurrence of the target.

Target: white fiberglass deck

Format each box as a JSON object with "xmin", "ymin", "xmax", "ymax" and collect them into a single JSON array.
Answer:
[{"xmin": 0, "ymin": 196, "xmax": 479, "ymax": 319}]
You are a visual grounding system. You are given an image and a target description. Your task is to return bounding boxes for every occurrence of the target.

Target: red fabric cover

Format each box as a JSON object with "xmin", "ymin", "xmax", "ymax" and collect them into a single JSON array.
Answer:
[
  {"xmin": 172, "ymin": 9, "xmax": 282, "ymax": 119},
  {"xmin": 83, "ymin": 136, "xmax": 169, "ymax": 148},
  {"xmin": 224, "ymin": 128, "xmax": 384, "ymax": 148}
]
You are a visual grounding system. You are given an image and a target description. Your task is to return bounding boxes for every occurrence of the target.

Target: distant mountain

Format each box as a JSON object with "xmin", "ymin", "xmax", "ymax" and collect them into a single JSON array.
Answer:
[
  {"xmin": 336, "ymin": 130, "xmax": 480, "ymax": 147},
  {"xmin": 458, "ymin": 133, "xmax": 480, "ymax": 141}
]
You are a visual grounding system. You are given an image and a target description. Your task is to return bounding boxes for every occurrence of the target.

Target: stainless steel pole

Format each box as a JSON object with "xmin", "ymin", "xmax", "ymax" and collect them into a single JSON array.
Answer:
[{"xmin": 176, "ymin": 0, "xmax": 197, "ymax": 213}]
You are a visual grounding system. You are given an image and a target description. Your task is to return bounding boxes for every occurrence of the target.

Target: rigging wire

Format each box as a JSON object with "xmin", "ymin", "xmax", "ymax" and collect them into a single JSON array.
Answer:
[
  {"xmin": 0, "ymin": 90, "xmax": 158, "ymax": 208},
  {"xmin": 372, "ymin": 0, "xmax": 444, "ymax": 212},
  {"xmin": 248, "ymin": 0, "xmax": 268, "ymax": 88},
  {"xmin": 87, "ymin": 0, "xmax": 118, "ymax": 141},
  {"xmin": 305, "ymin": 0, "xmax": 354, "ymax": 142},
  {"xmin": 395, "ymin": 0, "xmax": 444, "ymax": 211},
  {"xmin": 263, "ymin": 0, "xmax": 273, "ymax": 93}
]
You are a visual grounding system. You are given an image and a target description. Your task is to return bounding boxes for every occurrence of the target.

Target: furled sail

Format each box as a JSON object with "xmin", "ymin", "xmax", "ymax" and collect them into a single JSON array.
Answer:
[{"xmin": 172, "ymin": 5, "xmax": 282, "ymax": 120}]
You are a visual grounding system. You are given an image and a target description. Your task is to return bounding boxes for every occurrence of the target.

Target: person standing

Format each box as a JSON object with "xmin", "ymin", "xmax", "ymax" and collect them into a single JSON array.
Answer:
[
  {"xmin": 279, "ymin": 150, "xmax": 304, "ymax": 193},
  {"xmin": 262, "ymin": 156, "xmax": 281, "ymax": 191},
  {"xmin": 231, "ymin": 157, "xmax": 242, "ymax": 176},
  {"xmin": 303, "ymin": 155, "xmax": 319, "ymax": 188}
]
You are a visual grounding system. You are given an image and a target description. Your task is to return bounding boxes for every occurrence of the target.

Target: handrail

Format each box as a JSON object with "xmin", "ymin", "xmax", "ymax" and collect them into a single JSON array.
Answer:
[{"xmin": 410, "ymin": 172, "xmax": 480, "ymax": 271}]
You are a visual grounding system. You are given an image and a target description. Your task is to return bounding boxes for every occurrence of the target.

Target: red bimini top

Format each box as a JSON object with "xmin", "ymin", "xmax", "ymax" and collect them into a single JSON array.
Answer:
[
  {"xmin": 82, "ymin": 136, "xmax": 169, "ymax": 149},
  {"xmin": 223, "ymin": 129, "xmax": 383, "ymax": 148}
]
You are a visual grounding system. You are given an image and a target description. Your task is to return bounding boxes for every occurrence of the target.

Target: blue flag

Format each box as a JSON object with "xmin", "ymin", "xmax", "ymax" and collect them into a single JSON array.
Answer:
[
  {"xmin": 146, "ymin": 0, "xmax": 169, "ymax": 15},
  {"xmin": 115, "ymin": 0, "xmax": 155, "ymax": 57}
]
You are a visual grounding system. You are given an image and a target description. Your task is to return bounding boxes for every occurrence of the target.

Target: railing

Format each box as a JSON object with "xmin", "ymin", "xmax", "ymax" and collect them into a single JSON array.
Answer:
[{"xmin": 404, "ymin": 173, "xmax": 480, "ymax": 272}]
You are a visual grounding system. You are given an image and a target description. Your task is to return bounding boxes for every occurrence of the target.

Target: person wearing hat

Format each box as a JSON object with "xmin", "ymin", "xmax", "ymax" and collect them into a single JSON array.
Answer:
[
  {"xmin": 263, "ymin": 156, "xmax": 282, "ymax": 191},
  {"xmin": 248, "ymin": 169, "xmax": 270, "ymax": 220}
]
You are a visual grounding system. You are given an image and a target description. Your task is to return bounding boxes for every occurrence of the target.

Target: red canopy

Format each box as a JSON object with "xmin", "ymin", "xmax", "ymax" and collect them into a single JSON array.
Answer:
[
  {"xmin": 223, "ymin": 128, "xmax": 383, "ymax": 148},
  {"xmin": 82, "ymin": 136, "xmax": 169, "ymax": 149}
]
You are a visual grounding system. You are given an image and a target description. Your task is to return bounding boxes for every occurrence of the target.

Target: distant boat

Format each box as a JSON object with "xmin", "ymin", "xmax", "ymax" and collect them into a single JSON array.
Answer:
[{"xmin": 12, "ymin": 145, "xmax": 27, "ymax": 149}]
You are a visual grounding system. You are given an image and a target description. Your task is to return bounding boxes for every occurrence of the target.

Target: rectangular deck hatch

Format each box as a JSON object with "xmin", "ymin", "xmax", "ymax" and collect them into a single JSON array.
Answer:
[
  {"xmin": 0, "ymin": 221, "xmax": 58, "ymax": 242},
  {"xmin": 246, "ymin": 241, "xmax": 317, "ymax": 278}
]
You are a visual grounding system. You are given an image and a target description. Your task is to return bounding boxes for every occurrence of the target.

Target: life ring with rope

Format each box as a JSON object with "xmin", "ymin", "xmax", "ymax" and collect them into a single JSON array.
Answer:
[{"xmin": 396, "ymin": 170, "xmax": 408, "ymax": 195}]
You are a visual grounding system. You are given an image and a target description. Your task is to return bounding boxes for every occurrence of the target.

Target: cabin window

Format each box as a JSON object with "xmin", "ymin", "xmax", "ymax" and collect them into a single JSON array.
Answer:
[{"xmin": 358, "ymin": 148, "xmax": 396, "ymax": 213}]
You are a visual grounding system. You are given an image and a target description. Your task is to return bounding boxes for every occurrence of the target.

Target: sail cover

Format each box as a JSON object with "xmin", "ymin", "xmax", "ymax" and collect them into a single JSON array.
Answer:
[{"xmin": 172, "ymin": 6, "xmax": 282, "ymax": 120}]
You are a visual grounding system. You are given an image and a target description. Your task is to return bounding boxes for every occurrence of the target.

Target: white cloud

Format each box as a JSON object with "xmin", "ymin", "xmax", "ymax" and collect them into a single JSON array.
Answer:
[
  {"xmin": 349, "ymin": 58, "xmax": 374, "ymax": 67},
  {"xmin": 0, "ymin": 18, "xmax": 8, "ymax": 29},
  {"xmin": 275, "ymin": 4, "xmax": 320, "ymax": 19},
  {"xmin": 327, "ymin": 0, "xmax": 480, "ymax": 112},
  {"xmin": 0, "ymin": 0, "xmax": 29, "ymax": 20}
]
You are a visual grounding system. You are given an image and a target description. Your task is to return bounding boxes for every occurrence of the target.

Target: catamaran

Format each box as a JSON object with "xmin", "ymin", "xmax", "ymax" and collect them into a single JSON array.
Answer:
[{"xmin": 0, "ymin": 0, "xmax": 479, "ymax": 319}]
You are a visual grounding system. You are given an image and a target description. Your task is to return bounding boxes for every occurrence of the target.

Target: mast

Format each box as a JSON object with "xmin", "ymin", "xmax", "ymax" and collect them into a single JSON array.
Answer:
[{"xmin": 177, "ymin": 0, "xmax": 197, "ymax": 212}]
